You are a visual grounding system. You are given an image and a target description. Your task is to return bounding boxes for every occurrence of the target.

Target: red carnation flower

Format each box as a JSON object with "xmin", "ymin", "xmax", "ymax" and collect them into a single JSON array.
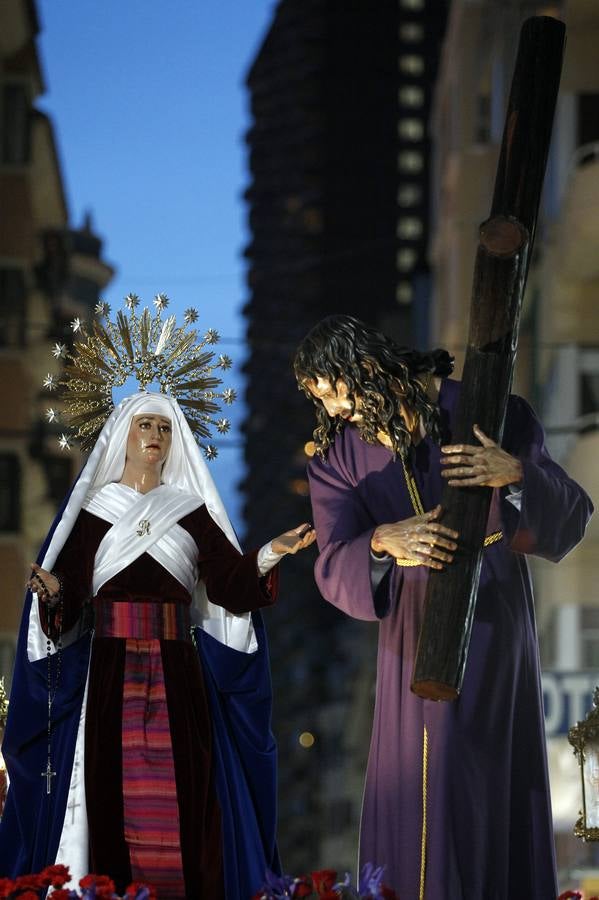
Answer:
[
  {"xmin": 79, "ymin": 873, "xmax": 116, "ymax": 897},
  {"xmin": 50, "ymin": 891, "xmax": 73, "ymax": 900},
  {"xmin": 0, "ymin": 878, "xmax": 15, "ymax": 899},
  {"xmin": 318, "ymin": 892, "xmax": 339, "ymax": 900},
  {"xmin": 558, "ymin": 893, "xmax": 583, "ymax": 900},
  {"xmin": 97, "ymin": 887, "xmax": 117, "ymax": 899},
  {"xmin": 16, "ymin": 892, "xmax": 41, "ymax": 900},
  {"xmin": 310, "ymin": 869, "xmax": 337, "ymax": 894},
  {"xmin": 292, "ymin": 878, "xmax": 313, "ymax": 898},
  {"xmin": 40, "ymin": 864, "xmax": 71, "ymax": 888},
  {"xmin": 14, "ymin": 873, "xmax": 43, "ymax": 890},
  {"xmin": 80, "ymin": 873, "xmax": 115, "ymax": 887}
]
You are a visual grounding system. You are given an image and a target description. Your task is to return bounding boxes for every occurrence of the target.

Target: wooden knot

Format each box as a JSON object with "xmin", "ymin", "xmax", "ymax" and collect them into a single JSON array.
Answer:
[{"xmin": 479, "ymin": 215, "xmax": 528, "ymax": 257}]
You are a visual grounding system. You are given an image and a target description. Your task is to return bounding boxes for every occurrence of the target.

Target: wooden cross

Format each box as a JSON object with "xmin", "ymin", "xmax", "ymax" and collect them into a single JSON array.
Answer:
[
  {"xmin": 412, "ymin": 16, "xmax": 566, "ymax": 701},
  {"xmin": 41, "ymin": 760, "xmax": 56, "ymax": 795}
]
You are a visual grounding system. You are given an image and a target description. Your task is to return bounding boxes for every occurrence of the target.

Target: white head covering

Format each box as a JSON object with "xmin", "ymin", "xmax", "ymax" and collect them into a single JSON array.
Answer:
[{"xmin": 28, "ymin": 392, "xmax": 256, "ymax": 662}]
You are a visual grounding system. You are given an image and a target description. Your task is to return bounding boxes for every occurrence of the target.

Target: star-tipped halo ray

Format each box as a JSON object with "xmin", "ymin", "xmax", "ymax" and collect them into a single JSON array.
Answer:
[{"xmin": 44, "ymin": 295, "xmax": 235, "ymax": 456}]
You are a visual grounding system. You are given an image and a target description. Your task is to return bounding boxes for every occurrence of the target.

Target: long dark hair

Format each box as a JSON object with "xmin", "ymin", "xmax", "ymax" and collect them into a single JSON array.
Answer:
[{"xmin": 294, "ymin": 314, "xmax": 454, "ymax": 458}]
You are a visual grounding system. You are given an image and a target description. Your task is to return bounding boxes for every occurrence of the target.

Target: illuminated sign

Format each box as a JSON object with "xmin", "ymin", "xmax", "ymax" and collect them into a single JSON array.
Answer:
[{"xmin": 542, "ymin": 671, "xmax": 599, "ymax": 738}]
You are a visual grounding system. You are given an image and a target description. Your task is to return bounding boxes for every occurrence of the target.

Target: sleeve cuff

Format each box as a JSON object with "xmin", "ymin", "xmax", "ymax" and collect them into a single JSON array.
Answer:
[
  {"xmin": 504, "ymin": 485, "xmax": 523, "ymax": 511},
  {"xmin": 257, "ymin": 541, "xmax": 285, "ymax": 576}
]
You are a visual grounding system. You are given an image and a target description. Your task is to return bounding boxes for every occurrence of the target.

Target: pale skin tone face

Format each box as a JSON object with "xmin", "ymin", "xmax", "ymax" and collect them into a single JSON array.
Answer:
[
  {"xmin": 28, "ymin": 415, "xmax": 316, "ymax": 600},
  {"xmin": 120, "ymin": 413, "xmax": 173, "ymax": 494},
  {"xmin": 305, "ymin": 375, "xmax": 523, "ymax": 569}
]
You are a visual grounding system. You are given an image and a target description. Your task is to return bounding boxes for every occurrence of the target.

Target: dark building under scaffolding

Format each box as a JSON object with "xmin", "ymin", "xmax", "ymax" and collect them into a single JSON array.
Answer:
[{"xmin": 242, "ymin": 0, "xmax": 449, "ymax": 872}]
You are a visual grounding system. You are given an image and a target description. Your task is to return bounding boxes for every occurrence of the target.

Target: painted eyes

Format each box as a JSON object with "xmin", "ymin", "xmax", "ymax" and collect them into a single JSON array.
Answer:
[{"xmin": 138, "ymin": 421, "xmax": 171, "ymax": 433}]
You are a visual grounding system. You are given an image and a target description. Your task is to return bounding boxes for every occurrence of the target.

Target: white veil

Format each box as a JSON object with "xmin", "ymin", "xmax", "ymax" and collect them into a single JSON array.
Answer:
[{"xmin": 27, "ymin": 391, "xmax": 257, "ymax": 664}]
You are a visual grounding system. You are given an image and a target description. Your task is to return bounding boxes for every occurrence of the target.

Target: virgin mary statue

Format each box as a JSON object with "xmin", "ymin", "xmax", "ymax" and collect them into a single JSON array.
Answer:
[{"xmin": 0, "ymin": 300, "xmax": 314, "ymax": 900}]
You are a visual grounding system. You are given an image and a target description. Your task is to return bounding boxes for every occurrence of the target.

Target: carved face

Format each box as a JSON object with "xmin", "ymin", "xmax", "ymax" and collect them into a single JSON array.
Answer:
[
  {"xmin": 126, "ymin": 414, "xmax": 172, "ymax": 466},
  {"xmin": 305, "ymin": 377, "xmax": 363, "ymax": 422}
]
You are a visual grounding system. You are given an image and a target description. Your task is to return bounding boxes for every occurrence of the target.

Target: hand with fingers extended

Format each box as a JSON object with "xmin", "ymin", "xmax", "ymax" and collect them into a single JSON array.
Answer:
[
  {"xmin": 25, "ymin": 563, "xmax": 60, "ymax": 604},
  {"xmin": 440, "ymin": 424, "xmax": 523, "ymax": 489},
  {"xmin": 271, "ymin": 523, "xmax": 317, "ymax": 556},
  {"xmin": 370, "ymin": 505, "xmax": 459, "ymax": 570}
]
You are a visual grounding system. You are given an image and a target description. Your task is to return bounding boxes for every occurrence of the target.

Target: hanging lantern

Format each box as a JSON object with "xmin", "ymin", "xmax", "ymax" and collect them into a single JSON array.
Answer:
[
  {"xmin": 568, "ymin": 685, "xmax": 599, "ymax": 841},
  {"xmin": 0, "ymin": 677, "xmax": 8, "ymax": 818}
]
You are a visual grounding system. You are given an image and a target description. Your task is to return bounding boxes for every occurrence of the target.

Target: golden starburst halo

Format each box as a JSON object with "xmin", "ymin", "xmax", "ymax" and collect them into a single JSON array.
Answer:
[{"xmin": 44, "ymin": 295, "xmax": 234, "ymax": 458}]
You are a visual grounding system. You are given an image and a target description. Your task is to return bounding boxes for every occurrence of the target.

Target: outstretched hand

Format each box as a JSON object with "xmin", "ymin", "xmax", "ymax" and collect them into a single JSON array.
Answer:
[
  {"xmin": 440, "ymin": 424, "xmax": 523, "ymax": 488},
  {"xmin": 271, "ymin": 523, "xmax": 317, "ymax": 555}
]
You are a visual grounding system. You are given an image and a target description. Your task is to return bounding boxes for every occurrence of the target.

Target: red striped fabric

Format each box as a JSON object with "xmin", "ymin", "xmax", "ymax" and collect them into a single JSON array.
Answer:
[
  {"xmin": 94, "ymin": 599, "xmax": 190, "ymax": 641},
  {"xmin": 122, "ymin": 638, "xmax": 185, "ymax": 898}
]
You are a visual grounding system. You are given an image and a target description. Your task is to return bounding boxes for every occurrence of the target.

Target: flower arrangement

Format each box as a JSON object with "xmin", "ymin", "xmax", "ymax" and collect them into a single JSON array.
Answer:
[
  {"xmin": 252, "ymin": 864, "xmax": 398, "ymax": 899},
  {"xmin": 0, "ymin": 867, "xmax": 155, "ymax": 900},
  {"xmin": 559, "ymin": 893, "xmax": 599, "ymax": 900},
  {"xmin": 253, "ymin": 874, "xmax": 599, "ymax": 900}
]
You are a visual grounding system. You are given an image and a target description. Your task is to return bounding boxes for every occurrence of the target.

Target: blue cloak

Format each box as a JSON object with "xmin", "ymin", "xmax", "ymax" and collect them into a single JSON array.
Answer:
[{"xmin": 0, "ymin": 497, "xmax": 280, "ymax": 899}]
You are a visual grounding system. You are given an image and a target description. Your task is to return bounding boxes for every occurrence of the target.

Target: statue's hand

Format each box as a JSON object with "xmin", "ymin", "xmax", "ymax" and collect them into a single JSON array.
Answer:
[
  {"xmin": 271, "ymin": 524, "xmax": 316, "ymax": 555},
  {"xmin": 26, "ymin": 563, "xmax": 60, "ymax": 603},
  {"xmin": 371, "ymin": 505, "xmax": 458, "ymax": 570},
  {"xmin": 440, "ymin": 424, "xmax": 523, "ymax": 489}
]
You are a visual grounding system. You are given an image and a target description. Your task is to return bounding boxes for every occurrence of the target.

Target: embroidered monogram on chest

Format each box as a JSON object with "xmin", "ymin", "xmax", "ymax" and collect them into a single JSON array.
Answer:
[{"xmin": 137, "ymin": 519, "xmax": 151, "ymax": 537}]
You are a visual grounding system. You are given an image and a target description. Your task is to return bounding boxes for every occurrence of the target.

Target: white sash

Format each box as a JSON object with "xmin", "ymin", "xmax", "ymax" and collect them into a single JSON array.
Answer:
[
  {"xmin": 83, "ymin": 482, "xmax": 259, "ymax": 653},
  {"xmin": 84, "ymin": 483, "xmax": 201, "ymax": 595}
]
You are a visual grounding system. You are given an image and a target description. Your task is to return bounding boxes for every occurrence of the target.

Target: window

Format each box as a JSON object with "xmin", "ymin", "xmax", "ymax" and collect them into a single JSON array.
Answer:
[
  {"xmin": 398, "ymin": 184, "xmax": 423, "ymax": 207},
  {"xmin": 396, "ymin": 282, "xmax": 413, "ymax": 305},
  {"xmin": 43, "ymin": 456, "xmax": 73, "ymax": 506},
  {"xmin": 399, "ymin": 55, "xmax": 425, "ymax": 76},
  {"xmin": 397, "ymin": 248, "xmax": 418, "ymax": 271},
  {"xmin": 400, "ymin": 22, "xmax": 424, "ymax": 42},
  {"xmin": 580, "ymin": 372, "xmax": 599, "ymax": 417},
  {"xmin": 0, "ymin": 269, "xmax": 26, "ymax": 346},
  {"xmin": 397, "ymin": 217, "xmax": 423, "ymax": 239},
  {"xmin": 581, "ymin": 608, "xmax": 599, "ymax": 668},
  {"xmin": 0, "ymin": 455, "xmax": 20, "ymax": 532},
  {"xmin": 578, "ymin": 93, "xmax": 599, "ymax": 148},
  {"xmin": 398, "ymin": 150, "xmax": 424, "ymax": 173},
  {"xmin": 398, "ymin": 118, "xmax": 424, "ymax": 141},
  {"xmin": 1, "ymin": 84, "xmax": 30, "ymax": 165},
  {"xmin": 399, "ymin": 85, "xmax": 425, "ymax": 108}
]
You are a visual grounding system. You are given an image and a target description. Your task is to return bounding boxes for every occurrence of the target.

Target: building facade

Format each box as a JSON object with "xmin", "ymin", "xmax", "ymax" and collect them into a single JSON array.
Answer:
[
  {"xmin": 429, "ymin": 0, "xmax": 599, "ymax": 888},
  {"xmin": 0, "ymin": 0, "xmax": 113, "ymax": 685}
]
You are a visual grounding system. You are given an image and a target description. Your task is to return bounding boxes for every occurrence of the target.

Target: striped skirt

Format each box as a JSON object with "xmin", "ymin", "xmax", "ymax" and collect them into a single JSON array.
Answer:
[{"xmin": 85, "ymin": 598, "xmax": 224, "ymax": 900}]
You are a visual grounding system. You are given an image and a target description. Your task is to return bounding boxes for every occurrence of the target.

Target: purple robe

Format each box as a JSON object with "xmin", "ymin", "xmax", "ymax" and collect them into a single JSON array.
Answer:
[{"xmin": 307, "ymin": 378, "xmax": 593, "ymax": 899}]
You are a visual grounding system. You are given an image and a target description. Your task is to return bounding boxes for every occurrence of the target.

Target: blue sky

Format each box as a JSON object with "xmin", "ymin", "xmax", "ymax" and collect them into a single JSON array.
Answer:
[{"xmin": 36, "ymin": 0, "xmax": 277, "ymax": 531}]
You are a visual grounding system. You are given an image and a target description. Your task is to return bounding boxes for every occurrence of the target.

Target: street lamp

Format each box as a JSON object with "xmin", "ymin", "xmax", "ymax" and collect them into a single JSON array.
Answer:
[{"xmin": 569, "ymin": 685, "xmax": 599, "ymax": 841}]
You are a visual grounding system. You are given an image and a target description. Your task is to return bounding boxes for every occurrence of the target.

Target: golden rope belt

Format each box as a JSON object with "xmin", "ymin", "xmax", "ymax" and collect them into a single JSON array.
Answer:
[{"xmin": 396, "ymin": 455, "xmax": 502, "ymax": 566}]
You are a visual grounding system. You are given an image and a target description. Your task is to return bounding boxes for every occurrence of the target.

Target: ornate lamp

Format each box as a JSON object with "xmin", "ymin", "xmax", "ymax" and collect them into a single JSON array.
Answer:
[
  {"xmin": 0, "ymin": 677, "xmax": 8, "ymax": 817},
  {"xmin": 568, "ymin": 686, "xmax": 599, "ymax": 840}
]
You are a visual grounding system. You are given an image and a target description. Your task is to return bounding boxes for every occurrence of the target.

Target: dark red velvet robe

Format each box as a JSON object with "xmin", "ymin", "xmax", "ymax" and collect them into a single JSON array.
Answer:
[{"xmin": 45, "ymin": 503, "xmax": 277, "ymax": 898}]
